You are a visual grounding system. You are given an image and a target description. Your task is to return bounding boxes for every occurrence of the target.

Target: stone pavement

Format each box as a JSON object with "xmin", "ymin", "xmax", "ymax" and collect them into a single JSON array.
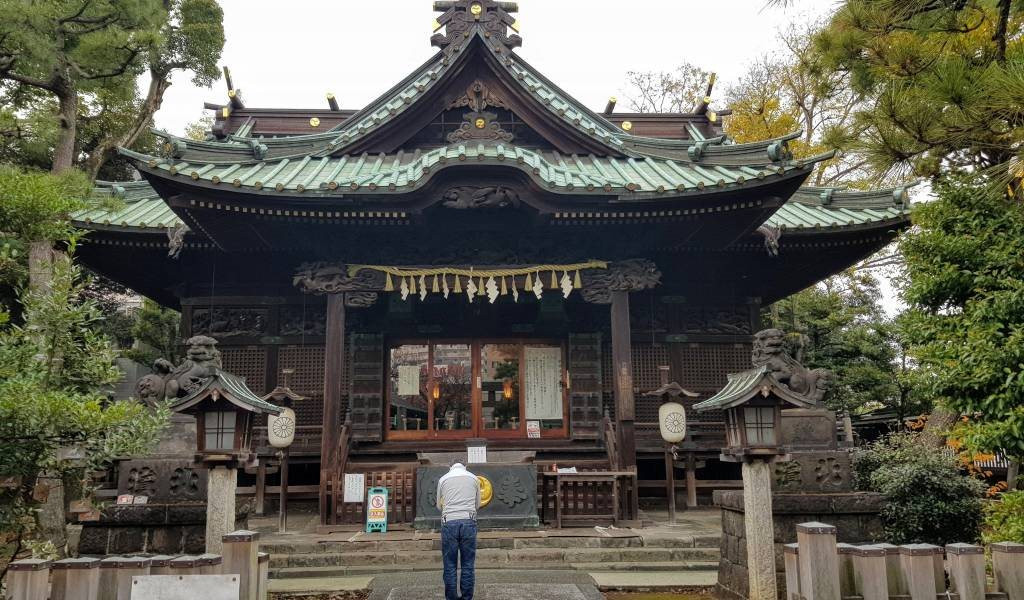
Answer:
[{"xmin": 367, "ymin": 570, "xmax": 604, "ymax": 600}]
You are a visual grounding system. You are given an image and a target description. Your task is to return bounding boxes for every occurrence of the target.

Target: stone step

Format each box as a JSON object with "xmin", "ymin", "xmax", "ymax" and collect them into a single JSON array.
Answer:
[
  {"xmin": 269, "ymin": 560, "xmax": 720, "ymax": 579},
  {"xmin": 259, "ymin": 533, "xmax": 720, "ymax": 555},
  {"xmin": 269, "ymin": 546, "xmax": 720, "ymax": 569}
]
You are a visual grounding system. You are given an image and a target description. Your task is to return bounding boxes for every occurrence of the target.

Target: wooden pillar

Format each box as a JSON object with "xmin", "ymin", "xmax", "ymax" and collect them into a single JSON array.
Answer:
[
  {"xmin": 6, "ymin": 559, "xmax": 51, "ymax": 600},
  {"xmin": 664, "ymin": 444, "xmax": 676, "ymax": 522},
  {"xmin": 279, "ymin": 448, "xmax": 290, "ymax": 533},
  {"xmin": 222, "ymin": 530, "xmax": 259, "ymax": 600},
  {"xmin": 992, "ymin": 541, "xmax": 1024, "ymax": 600},
  {"xmin": 796, "ymin": 521, "xmax": 840, "ymax": 600},
  {"xmin": 852, "ymin": 545, "xmax": 889, "ymax": 600},
  {"xmin": 320, "ymin": 292, "xmax": 346, "ymax": 526},
  {"xmin": 783, "ymin": 543, "xmax": 800, "ymax": 600},
  {"xmin": 254, "ymin": 461, "xmax": 266, "ymax": 516},
  {"xmin": 898, "ymin": 544, "xmax": 939, "ymax": 600},
  {"xmin": 51, "ymin": 557, "xmax": 101, "ymax": 600},
  {"xmin": 836, "ymin": 543, "xmax": 857, "ymax": 598},
  {"xmin": 685, "ymin": 452, "xmax": 698, "ymax": 508},
  {"xmin": 610, "ymin": 290, "xmax": 637, "ymax": 519},
  {"xmin": 945, "ymin": 543, "xmax": 984, "ymax": 600}
]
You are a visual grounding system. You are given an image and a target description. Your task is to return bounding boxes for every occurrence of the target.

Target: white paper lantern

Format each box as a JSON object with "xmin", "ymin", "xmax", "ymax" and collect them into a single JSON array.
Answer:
[
  {"xmin": 267, "ymin": 406, "xmax": 296, "ymax": 448},
  {"xmin": 658, "ymin": 402, "xmax": 687, "ymax": 443}
]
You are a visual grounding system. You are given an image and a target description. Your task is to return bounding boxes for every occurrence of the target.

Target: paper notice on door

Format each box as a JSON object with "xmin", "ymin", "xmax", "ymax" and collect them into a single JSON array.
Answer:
[
  {"xmin": 397, "ymin": 365, "xmax": 420, "ymax": 396},
  {"xmin": 524, "ymin": 347, "xmax": 563, "ymax": 420},
  {"xmin": 467, "ymin": 445, "xmax": 487, "ymax": 464},
  {"xmin": 343, "ymin": 473, "xmax": 365, "ymax": 503},
  {"xmin": 526, "ymin": 420, "xmax": 541, "ymax": 439}
]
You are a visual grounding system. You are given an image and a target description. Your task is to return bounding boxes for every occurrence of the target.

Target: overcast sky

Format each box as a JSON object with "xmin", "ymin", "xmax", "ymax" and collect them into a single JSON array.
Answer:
[{"xmin": 154, "ymin": 0, "xmax": 834, "ymax": 134}]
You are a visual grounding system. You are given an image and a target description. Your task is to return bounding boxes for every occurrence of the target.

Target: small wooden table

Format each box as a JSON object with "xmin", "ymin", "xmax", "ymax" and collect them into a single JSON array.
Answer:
[{"xmin": 540, "ymin": 470, "xmax": 637, "ymax": 529}]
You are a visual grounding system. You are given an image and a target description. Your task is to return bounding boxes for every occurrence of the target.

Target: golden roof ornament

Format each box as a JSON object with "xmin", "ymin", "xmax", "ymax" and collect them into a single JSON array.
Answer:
[{"xmin": 431, "ymin": 0, "xmax": 522, "ymax": 53}]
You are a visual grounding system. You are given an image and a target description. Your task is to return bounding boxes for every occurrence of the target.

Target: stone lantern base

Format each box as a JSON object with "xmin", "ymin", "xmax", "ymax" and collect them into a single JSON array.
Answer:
[{"xmin": 713, "ymin": 490, "xmax": 884, "ymax": 600}]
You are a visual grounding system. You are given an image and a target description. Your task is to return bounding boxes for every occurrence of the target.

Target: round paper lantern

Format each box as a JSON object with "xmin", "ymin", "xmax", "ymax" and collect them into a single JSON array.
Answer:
[
  {"xmin": 267, "ymin": 406, "xmax": 296, "ymax": 448},
  {"xmin": 658, "ymin": 402, "xmax": 687, "ymax": 443}
]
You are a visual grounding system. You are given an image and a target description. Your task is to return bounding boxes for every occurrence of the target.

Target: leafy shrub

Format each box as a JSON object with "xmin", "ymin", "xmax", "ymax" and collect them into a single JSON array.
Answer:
[
  {"xmin": 984, "ymin": 490, "xmax": 1024, "ymax": 544},
  {"xmin": 852, "ymin": 432, "xmax": 985, "ymax": 545}
]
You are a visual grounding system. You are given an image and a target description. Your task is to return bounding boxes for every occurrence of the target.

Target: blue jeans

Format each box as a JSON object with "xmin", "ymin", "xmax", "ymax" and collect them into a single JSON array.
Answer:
[{"xmin": 441, "ymin": 519, "xmax": 477, "ymax": 600}]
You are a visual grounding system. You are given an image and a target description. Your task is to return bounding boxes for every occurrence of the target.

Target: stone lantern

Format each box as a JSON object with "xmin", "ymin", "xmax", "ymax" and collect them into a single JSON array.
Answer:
[
  {"xmin": 695, "ymin": 329, "xmax": 831, "ymax": 600},
  {"xmin": 169, "ymin": 368, "xmax": 280, "ymax": 552}
]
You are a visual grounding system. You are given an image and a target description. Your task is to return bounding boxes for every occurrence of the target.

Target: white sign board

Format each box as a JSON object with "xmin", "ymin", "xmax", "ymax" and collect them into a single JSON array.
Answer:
[
  {"xmin": 524, "ymin": 347, "xmax": 563, "ymax": 420},
  {"xmin": 467, "ymin": 445, "xmax": 487, "ymax": 464},
  {"xmin": 397, "ymin": 365, "xmax": 420, "ymax": 396},
  {"xmin": 132, "ymin": 575, "xmax": 239, "ymax": 600},
  {"xmin": 526, "ymin": 420, "xmax": 541, "ymax": 439},
  {"xmin": 343, "ymin": 473, "xmax": 365, "ymax": 503}
]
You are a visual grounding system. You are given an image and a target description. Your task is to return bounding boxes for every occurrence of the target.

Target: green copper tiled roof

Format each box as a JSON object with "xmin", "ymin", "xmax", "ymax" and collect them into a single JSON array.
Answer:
[
  {"xmin": 170, "ymin": 369, "xmax": 281, "ymax": 415},
  {"xmin": 693, "ymin": 366, "xmax": 771, "ymax": 411},
  {"xmin": 72, "ymin": 180, "xmax": 912, "ymax": 234},
  {"xmin": 121, "ymin": 141, "xmax": 823, "ymax": 200}
]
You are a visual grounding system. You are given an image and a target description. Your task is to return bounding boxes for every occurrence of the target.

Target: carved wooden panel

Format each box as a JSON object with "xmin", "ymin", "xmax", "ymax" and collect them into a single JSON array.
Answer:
[
  {"xmin": 568, "ymin": 333, "xmax": 603, "ymax": 440},
  {"xmin": 349, "ymin": 333, "xmax": 384, "ymax": 442},
  {"xmin": 191, "ymin": 308, "xmax": 268, "ymax": 338},
  {"xmin": 279, "ymin": 345, "xmax": 330, "ymax": 427}
]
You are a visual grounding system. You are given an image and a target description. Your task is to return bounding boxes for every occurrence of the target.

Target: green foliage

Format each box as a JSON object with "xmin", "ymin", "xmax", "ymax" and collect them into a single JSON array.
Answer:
[
  {"xmin": 0, "ymin": 252, "xmax": 168, "ymax": 560},
  {"xmin": 984, "ymin": 490, "xmax": 1024, "ymax": 544},
  {"xmin": 764, "ymin": 270, "xmax": 907, "ymax": 415},
  {"xmin": 899, "ymin": 175, "xmax": 1024, "ymax": 456},
  {"xmin": 0, "ymin": 165, "xmax": 89, "ymax": 242},
  {"xmin": 123, "ymin": 299, "xmax": 181, "ymax": 367},
  {"xmin": 853, "ymin": 432, "xmax": 985, "ymax": 545},
  {"xmin": 812, "ymin": 0, "xmax": 1024, "ymax": 190}
]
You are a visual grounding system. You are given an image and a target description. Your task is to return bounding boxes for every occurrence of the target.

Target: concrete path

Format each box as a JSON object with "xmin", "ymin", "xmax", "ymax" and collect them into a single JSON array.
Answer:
[{"xmin": 367, "ymin": 570, "xmax": 603, "ymax": 600}]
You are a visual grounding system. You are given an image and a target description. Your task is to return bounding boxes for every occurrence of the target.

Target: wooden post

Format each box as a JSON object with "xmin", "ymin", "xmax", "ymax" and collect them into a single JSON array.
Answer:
[
  {"xmin": 98, "ymin": 556, "xmax": 120, "ymax": 600},
  {"xmin": 147, "ymin": 555, "xmax": 173, "ymax": 576},
  {"xmin": 113, "ymin": 557, "xmax": 150, "ymax": 600},
  {"xmin": 279, "ymin": 448, "xmax": 289, "ymax": 533},
  {"xmin": 898, "ymin": 544, "xmax": 939, "ymax": 600},
  {"xmin": 321, "ymin": 292, "xmax": 346, "ymax": 526},
  {"xmin": 685, "ymin": 452, "xmax": 698, "ymax": 509},
  {"xmin": 223, "ymin": 530, "xmax": 259, "ymax": 600},
  {"xmin": 836, "ymin": 543, "xmax": 857, "ymax": 598},
  {"xmin": 931, "ymin": 546, "xmax": 945, "ymax": 593},
  {"xmin": 254, "ymin": 460, "xmax": 266, "ymax": 516},
  {"xmin": 796, "ymin": 521, "xmax": 840, "ymax": 600},
  {"xmin": 168, "ymin": 555, "xmax": 198, "ymax": 576},
  {"xmin": 664, "ymin": 443, "xmax": 676, "ymax": 522},
  {"xmin": 51, "ymin": 557, "xmax": 100, "ymax": 600},
  {"xmin": 874, "ymin": 543, "xmax": 905, "ymax": 596},
  {"xmin": 257, "ymin": 552, "xmax": 270, "ymax": 600},
  {"xmin": 852, "ymin": 545, "xmax": 889, "ymax": 600},
  {"xmin": 6, "ymin": 559, "xmax": 51, "ymax": 600},
  {"xmin": 946, "ymin": 543, "xmax": 984, "ymax": 600},
  {"xmin": 783, "ymin": 543, "xmax": 800, "ymax": 600},
  {"xmin": 610, "ymin": 290, "xmax": 637, "ymax": 520},
  {"xmin": 992, "ymin": 541, "xmax": 1024, "ymax": 600}
]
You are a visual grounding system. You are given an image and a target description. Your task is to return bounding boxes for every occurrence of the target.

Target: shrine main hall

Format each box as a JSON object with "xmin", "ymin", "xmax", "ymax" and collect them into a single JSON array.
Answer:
[{"xmin": 72, "ymin": 0, "xmax": 911, "ymax": 526}]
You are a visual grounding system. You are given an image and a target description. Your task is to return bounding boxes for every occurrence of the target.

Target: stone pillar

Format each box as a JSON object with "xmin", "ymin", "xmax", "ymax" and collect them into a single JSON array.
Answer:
[
  {"xmin": 836, "ymin": 543, "xmax": 857, "ymax": 598},
  {"xmin": 742, "ymin": 460, "xmax": 777, "ymax": 600},
  {"xmin": 112, "ymin": 557, "xmax": 150, "ymax": 600},
  {"xmin": 257, "ymin": 552, "xmax": 270, "ymax": 600},
  {"xmin": 782, "ymin": 543, "xmax": 800, "ymax": 600},
  {"xmin": 992, "ymin": 541, "xmax": 1024, "ymax": 600},
  {"xmin": 198, "ymin": 552, "xmax": 223, "ymax": 575},
  {"xmin": 51, "ymin": 557, "xmax": 101, "ymax": 600},
  {"xmin": 899, "ymin": 544, "xmax": 939, "ymax": 600},
  {"xmin": 946, "ymin": 543, "xmax": 985, "ymax": 600},
  {"xmin": 874, "ymin": 543, "xmax": 905, "ymax": 596},
  {"xmin": 852, "ymin": 545, "xmax": 888, "ymax": 600},
  {"xmin": 206, "ymin": 465, "xmax": 238, "ymax": 554},
  {"xmin": 796, "ymin": 522, "xmax": 840, "ymax": 600},
  {"xmin": 6, "ymin": 559, "xmax": 51, "ymax": 600},
  {"xmin": 223, "ymin": 530, "xmax": 260, "ymax": 600}
]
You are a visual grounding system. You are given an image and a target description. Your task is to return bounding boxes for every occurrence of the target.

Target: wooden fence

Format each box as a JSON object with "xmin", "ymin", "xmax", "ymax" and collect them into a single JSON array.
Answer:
[
  {"xmin": 784, "ymin": 522, "xmax": 1024, "ymax": 600},
  {"xmin": 5, "ymin": 530, "xmax": 269, "ymax": 600}
]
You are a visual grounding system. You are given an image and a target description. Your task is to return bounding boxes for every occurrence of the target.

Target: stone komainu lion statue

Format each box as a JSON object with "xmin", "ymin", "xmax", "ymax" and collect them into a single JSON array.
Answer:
[
  {"xmin": 134, "ymin": 336, "xmax": 223, "ymax": 404},
  {"xmin": 751, "ymin": 328, "xmax": 832, "ymax": 404}
]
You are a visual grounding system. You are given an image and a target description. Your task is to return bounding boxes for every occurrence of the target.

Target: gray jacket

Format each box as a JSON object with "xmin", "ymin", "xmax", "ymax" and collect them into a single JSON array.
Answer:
[{"xmin": 436, "ymin": 463, "xmax": 481, "ymax": 522}]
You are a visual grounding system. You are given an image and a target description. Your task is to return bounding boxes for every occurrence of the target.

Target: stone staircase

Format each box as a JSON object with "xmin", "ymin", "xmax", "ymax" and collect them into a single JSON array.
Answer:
[{"xmin": 263, "ymin": 531, "xmax": 721, "ymax": 582}]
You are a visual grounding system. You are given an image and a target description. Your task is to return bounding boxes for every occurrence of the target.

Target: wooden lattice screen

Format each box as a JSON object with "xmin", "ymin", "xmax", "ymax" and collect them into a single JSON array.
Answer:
[
  {"xmin": 349, "ymin": 333, "xmax": 384, "ymax": 442},
  {"xmin": 337, "ymin": 469, "xmax": 416, "ymax": 525},
  {"xmin": 568, "ymin": 333, "xmax": 603, "ymax": 440},
  {"xmin": 220, "ymin": 346, "xmax": 268, "ymax": 396},
  {"xmin": 278, "ymin": 345, "xmax": 329, "ymax": 426}
]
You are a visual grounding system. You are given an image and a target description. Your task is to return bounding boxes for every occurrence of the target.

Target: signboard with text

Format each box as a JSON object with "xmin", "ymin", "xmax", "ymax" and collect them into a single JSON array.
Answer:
[{"xmin": 365, "ymin": 487, "xmax": 389, "ymax": 533}]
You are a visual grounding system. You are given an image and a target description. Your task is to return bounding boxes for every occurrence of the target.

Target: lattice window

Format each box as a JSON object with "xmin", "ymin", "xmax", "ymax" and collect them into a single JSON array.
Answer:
[
  {"xmin": 677, "ymin": 343, "xmax": 751, "ymax": 424},
  {"xmin": 220, "ymin": 346, "xmax": 268, "ymax": 396},
  {"xmin": 279, "ymin": 345, "xmax": 331, "ymax": 426}
]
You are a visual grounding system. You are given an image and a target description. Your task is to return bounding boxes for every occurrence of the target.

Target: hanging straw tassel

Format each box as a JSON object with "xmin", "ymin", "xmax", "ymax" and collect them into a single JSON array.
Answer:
[
  {"xmin": 573, "ymin": 269, "xmax": 582, "ymax": 289},
  {"xmin": 432, "ymin": 274, "xmax": 440, "ymax": 293},
  {"xmin": 500, "ymin": 276, "xmax": 508, "ymax": 295},
  {"xmin": 550, "ymin": 270, "xmax": 558, "ymax": 289},
  {"xmin": 409, "ymin": 275, "xmax": 417, "ymax": 294},
  {"xmin": 477, "ymin": 276, "xmax": 485, "ymax": 296},
  {"xmin": 385, "ymin": 272, "xmax": 394, "ymax": 292},
  {"xmin": 419, "ymin": 275, "xmax": 426, "ymax": 296},
  {"xmin": 524, "ymin": 272, "xmax": 533, "ymax": 291},
  {"xmin": 454, "ymin": 275, "xmax": 462, "ymax": 294}
]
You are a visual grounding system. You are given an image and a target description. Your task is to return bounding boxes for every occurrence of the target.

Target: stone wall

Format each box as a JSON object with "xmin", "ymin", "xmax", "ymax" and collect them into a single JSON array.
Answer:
[{"xmin": 714, "ymin": 490, "xmax": 884, "ymax": 600}]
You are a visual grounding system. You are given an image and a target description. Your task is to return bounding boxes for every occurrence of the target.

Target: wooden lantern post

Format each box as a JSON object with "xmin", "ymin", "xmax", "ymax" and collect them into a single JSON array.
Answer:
[
  {"xmin": 643, "ymin": 372, "xmax": 697, "ymax": 523},
  {"xmin": 694, "ymin": 365, "xmax": 819, "ymax": 600},
  {"xmin": 169, "ymin": 369, "xmax": 281, "ymax": 553},
  {"xmin": 264, "ymin": 371, "xmax": 304, "ymax": 534}
]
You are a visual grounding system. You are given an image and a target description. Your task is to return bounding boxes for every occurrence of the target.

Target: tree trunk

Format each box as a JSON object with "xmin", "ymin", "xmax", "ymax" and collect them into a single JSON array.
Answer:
[
  {"xmin": 27, "ymin": 240, "xmax": 55, "ymax": 294},
  {"xmin": 51, "ymin": 83, "xmax": 77, "ymax": 174},
  {"xmin": 84, "ymin": 70, "xmax": 171, "ymax": 180},
  {"xmin": 920, "ymin": 406, "xmax": 958, "ymax": 448},
  {"xmin": 1007, "ymin": 459, "xmax": 1020, "ymax": 491}
]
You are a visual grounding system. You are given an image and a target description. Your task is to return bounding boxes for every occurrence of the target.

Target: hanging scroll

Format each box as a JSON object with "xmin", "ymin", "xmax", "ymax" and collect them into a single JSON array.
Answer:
[
  {"xmin": 397, "ymin": 365, "xmax": 420, "ymax": 396},
  {"xmin": 524, "ymin": 347, "xmax": 563, "ymax": 420}
]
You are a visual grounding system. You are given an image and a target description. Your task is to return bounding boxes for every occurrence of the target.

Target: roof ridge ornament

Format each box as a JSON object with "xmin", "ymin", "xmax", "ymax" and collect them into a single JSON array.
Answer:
[{"xmin": 431, "ymin": 0, "xmax": 522, "ymax": 53}]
